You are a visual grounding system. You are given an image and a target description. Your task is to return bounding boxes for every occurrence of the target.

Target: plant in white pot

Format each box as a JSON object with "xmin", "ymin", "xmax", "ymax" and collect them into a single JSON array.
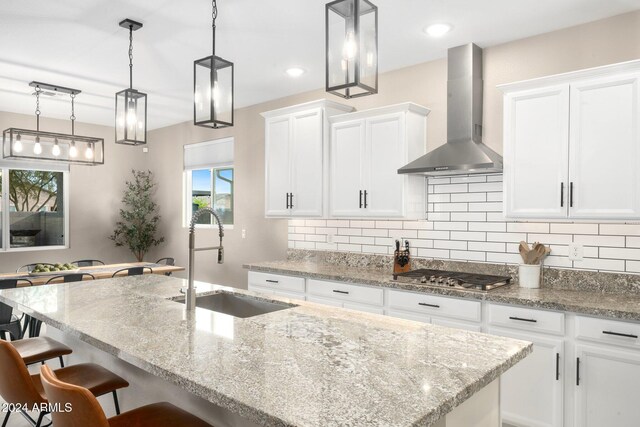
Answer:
[{"xmin": 518, "ymin": 241, "xmax": 551, "ymax": 289}]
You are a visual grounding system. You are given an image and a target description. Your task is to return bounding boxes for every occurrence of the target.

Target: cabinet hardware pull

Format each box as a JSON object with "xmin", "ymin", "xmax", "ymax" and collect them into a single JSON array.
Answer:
[
  {"xmin": 576, "ymin": 357, "xmax": 580, "ymax": 386},
  {"xmin": 364, "ymin": 190, "xmax": 368, "ymax": 208},
  {"xmin": 332, "ymin": 290, "xmax": 349, "ymax": 294},
  {"xmin": 265, "ymin": 280, "xmax": 279, "ymax": 284},
  {"xmin": 290, "ymin": 193, "xmax": 294, "ymax": 209},
  {"xmin": 560, "ymin": 183, "xmax": 564, "ymax": 207},
  {"xmin": 602, "ymin": 330, "xmax": 638, "ymax": 339},
  {"xmin": 285, "ymin": 193, "xmax": 289, "ymax": 209},
  {"xmin": 418, "ymin": 302, "xmax": 440, "ymax": 308},
  {"xmin": 508, "ymin": 316, "xmax": 537, "ymax": 323},
  {"xmin": 359, "ymin": 190, "xmax": 363, "ymax": 209},
  {"xmin": 569, "ymin": 182, "xmax": 574, "ymax": 208},
  {"xmin": 556, "ymin": 353, "xmax": 560, "ymax": 381}
]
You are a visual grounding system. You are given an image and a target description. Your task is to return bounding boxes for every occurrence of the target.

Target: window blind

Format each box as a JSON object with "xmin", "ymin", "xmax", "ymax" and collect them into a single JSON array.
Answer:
[{"xmin": 183, "ymin": 137, "xmax": 234, "ymax": 170}]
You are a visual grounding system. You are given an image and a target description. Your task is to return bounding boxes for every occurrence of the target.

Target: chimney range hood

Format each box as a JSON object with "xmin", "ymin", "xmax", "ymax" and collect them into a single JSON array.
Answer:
[{"xmin": 398, "ymin": 43, "xmax": 503, "ymax": 176}]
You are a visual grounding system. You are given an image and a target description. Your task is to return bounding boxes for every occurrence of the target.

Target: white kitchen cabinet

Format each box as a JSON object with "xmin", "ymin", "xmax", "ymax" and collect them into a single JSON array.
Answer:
[
  {"xmin": 247, "ymin": 271, "xmax": 306, "ymax": 300},
  {"xmin": 262, "ymin": 100, "xmax": 352, "ymax": 218},
  {"xmin": 489, "ymin": 326, "xmax": 564, "ymax": 427},
  {"xmin": 501, "ymin": 61, "xmax": 640, "ymax": 220},
  {"xmin": 574, "ymin": 344, "xmax": 640, "ymax": 427},
  {"xmin": 329, "ymin": 103, "xmax": 429, "ymax": 218},
  {"xmin": 503, "ymin": 85, "xmax": 570, "ymax": 219}
]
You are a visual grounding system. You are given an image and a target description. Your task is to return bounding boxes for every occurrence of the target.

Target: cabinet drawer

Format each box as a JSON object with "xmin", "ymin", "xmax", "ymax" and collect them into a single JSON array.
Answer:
[
  {"xmin": 248, "ymin": 271, "xmax": 305, "ymax": 293},
  {"xmin": 576, "ymin": 316, "xmax": 640, "ymax": 350},
  {"xmin": 387, "ymin": 290, "xmax": 481, "ymax": 322},
  {"xmin": 488, "ymin": 304, "xmax": 564, "ymax": 335},
  {"xmin": 307, "ymin": 279, "xmax": 384, "ymax": 306}
]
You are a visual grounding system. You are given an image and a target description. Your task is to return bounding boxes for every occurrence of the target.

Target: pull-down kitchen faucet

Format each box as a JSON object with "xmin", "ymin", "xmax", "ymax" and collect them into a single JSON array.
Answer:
[{"xmin": 186, "ymin": 207, "xmax": 224, "ymax": 310}]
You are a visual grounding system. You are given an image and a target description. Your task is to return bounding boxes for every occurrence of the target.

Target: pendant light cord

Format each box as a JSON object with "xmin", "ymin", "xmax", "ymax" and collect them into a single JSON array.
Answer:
[
  {"xmin": 34, "ymin": 86, "xmax": 41, "ymax": 132},
  {"xmin": 70, "ymin": 93, "xmax": 76, "ymax": 136},
  {"xmin": 212, "ymin": 0, "xmax": 217, "ymax": 56},
  {"xmin": 129, "ymin": 25, "xmax": 134, "ymax": 89}
]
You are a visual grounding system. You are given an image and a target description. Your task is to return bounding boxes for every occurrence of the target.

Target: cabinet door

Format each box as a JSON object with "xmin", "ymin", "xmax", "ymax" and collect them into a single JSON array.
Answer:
[
  {"xmin": 489, "ymin": 327, "xmax": 564, "ymax": 427},
  {"xmin": 265, "ymin": 116, "xmax": 291, "ymax": 216},
  {"xmin": 291, "ymin": 109, "xmax": 324, "ymax": 217},
  {"xmin": 569, "ymin": 74, "xmax": 640, "ymax": 219},
  {"xmin": 365, "ymin": 113, "xmax": 406, "ymax": 217},
  {"xmin": 504, "ymin": 85, "xmax": 570, "ymax": 218},
  {"xmin": 330, "ymin": 120, "xmax": 366, "ymax": 217},
  {"xmin": 575, "ymin": 344, "xmax": 640, "ymax": 427}
]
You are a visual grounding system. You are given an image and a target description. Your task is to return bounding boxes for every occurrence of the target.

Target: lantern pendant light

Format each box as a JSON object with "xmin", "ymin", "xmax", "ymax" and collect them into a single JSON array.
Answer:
[
  {"xmin": 115, "ymin": 18, "xmax": 147, "ymax": 145},
  {"xmin": 194, "ymin": 0, "xmax": 234, "ymax": 128},
  {"xmin": 325, "ymin": 0, "xmax": 378, "ymax": 99}
]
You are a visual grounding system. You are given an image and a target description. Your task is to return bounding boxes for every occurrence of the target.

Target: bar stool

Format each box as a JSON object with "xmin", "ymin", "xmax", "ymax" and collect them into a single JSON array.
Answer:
[
  {"xmin": 155, "ymin": 257, "xmax": 175, "ymax": 276},
  {"xmin": 0, "ymin": 278, "xmax": 32, "ymax": 340},
  {"xmin": 9, "ymin": 336, "xmax": 72, "ymax": 367},
  {"xmin": 0, "ymin": 341, "xmax": 129, "ymax": 427},
  {"xmin": 40, "ymin": 365, "xmax": 213, "ymax": 427}
]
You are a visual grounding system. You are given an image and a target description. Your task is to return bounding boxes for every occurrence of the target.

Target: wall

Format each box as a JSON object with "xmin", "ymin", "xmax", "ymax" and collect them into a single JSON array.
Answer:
[
  {"xmin": 149, "ymin": 10, "xmax": 640, "ymax": 287},
  {"xmin": 0, "ymin": 111, "xmax": 147, "ymax": 272}
]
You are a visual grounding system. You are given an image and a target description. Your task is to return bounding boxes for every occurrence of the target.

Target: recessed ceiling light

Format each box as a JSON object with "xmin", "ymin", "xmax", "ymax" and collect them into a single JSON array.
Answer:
[
  {"xmin": 285, "ymin": 67, "xmax": 306, "ymax": 78},
  {"xmin": 424, "ymin": 23, "xmax": 452, "ymax": 37}
]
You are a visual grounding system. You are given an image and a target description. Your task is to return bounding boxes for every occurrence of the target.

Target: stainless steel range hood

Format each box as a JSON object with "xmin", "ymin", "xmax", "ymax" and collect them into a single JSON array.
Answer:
[{"xmin": 398, "ymin": 43, "xmax": 503, "ymax": 176}]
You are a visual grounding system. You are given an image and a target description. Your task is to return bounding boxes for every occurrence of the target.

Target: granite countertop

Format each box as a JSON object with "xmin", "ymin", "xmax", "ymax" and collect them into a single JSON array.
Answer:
[
  {"xmin": 0, "ymin": 275, "xmax": 530, "ymax": 427},
  {"xmin": 244, "ymin": 260, "xmax": 640, "ymax": 322}
]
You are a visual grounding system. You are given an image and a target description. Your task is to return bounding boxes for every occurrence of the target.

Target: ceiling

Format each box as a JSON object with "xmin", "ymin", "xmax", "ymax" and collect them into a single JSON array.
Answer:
[{"xmin": 1, "ymin": 0, "xmax": 638, "ymax": 130}]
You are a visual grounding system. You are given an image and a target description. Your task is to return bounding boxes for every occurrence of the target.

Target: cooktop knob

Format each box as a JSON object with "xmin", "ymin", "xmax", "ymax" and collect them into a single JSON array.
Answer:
[
  {"xmin": 436, "ymin": 276, "xmax": 445, "ymax": 284},
  {"xmin": 429, "ymin": 275, "xmax": 436, "ymax": 282},
  {"xmin": 420, "ymin": 275, "xmax": 427, "ymax": 284}
]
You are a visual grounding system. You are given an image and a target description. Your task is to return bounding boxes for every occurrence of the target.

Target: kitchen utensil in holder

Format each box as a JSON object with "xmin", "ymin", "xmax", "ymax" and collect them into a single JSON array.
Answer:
[{"xmin": 518, "ymin": 264, "xmax": 541, "ymax": 289}]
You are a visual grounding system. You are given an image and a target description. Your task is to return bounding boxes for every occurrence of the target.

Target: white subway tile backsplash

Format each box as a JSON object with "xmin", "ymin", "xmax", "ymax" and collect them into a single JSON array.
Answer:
[
  {"xmin": 289, "ymin": 173, "xmax": 640, "ymax": 274},
  {"xmin": 434, "ymin": 240, "xmax": 468, "ymax": 250},
  {"xmin": 450, "ymin": 192, "xmax": 487, "ymax": 203},
  {"xmin": 600, "ymin": 224, "xmax": 640, "ymax": 236},
  {"xmin": 550, "ymin": 223, "xmax": 598, "ymax": 235},
  {"xmin": 434, "ymin": 221, "xmax": 467, "ymax": 231},
  {"xmin": 469, "ymin": 222, "xmax": 507, "ymax": 232},
  {"xmin": 451, "ymin": 212, "xmax": 486, "ymax": 222},
  {"xmin": 506, "ymin": 223, "xmax": 550, "ymax": 233}
]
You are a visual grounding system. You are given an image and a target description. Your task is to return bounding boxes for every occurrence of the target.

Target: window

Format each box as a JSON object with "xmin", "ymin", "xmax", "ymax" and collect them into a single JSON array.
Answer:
[
  {"xmin": 184, "ymin": 138, "xmax": 234, "ymax": 227},
  {"xmin": 0, "ymin": 162, "xmax": 69, "ymax": 251}
]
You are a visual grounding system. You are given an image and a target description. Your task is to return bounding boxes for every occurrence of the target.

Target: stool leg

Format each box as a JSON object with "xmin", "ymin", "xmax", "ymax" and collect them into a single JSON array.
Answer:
[
  {"xmin": 2, "ymin": 411, "xmax": 10, "ymax": 427},
  {"xmin": 34, "ymin": 411, "xmax": 49, "ymax": 427},
  {"xmin": 112, "ymin": 390, "xmax": 121, "ymax": 415},
  {"xmin": 59, "ymin": 355, "xmax": 65, "ymax": 368}
]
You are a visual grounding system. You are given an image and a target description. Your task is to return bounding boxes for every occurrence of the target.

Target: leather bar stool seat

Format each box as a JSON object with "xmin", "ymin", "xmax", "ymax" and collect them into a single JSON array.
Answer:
[
  {"xmin": 32, "ymin": 363, "xmax": 129, "ymax": 399},
  {"xmin": 11, "ymin": 336, "xmax": 72, "ymax": 366},
  {"xmin": 41, "ymin": 365, "xmax": 213, "ymax": 427}
]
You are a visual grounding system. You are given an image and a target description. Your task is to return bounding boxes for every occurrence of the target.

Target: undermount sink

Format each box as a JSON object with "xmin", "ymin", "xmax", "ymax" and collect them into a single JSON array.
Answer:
[{"xmin": 174, "ymin": 292, "xmax": 297, "ymax": 318}]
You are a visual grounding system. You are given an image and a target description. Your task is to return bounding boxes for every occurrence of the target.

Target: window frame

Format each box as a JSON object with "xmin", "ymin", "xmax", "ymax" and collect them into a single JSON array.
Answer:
[
  {"xmin": 0, "ymin": 163, "xmax": 70, "ymax": 252},
  {"xmin": 183, "ymin": 166, "xmax": 235, "ymax": 230}
]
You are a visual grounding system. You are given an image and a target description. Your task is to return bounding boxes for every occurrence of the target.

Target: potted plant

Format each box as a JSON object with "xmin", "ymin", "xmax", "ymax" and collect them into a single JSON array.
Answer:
[{"xmin": 110, "ymin": 170, "xmax": 164, "ymax": 262}]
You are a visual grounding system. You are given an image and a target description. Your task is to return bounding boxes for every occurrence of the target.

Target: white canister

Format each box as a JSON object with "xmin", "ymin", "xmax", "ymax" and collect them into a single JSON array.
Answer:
[{"xmin": 518, "ymin": 264, "xmax": 541, "ymax": 289}]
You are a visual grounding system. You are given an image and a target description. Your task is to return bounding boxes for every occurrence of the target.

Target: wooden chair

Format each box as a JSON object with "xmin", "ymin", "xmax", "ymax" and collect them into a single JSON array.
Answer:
[
  {"xmin": 40, "ymin": 364, "xmax": 212, "ymax": 427},
  {"xmin": 16, "ymin": 263, "xmax": 55, "ymax": 273},
  {"xmin": 0, "ymin": 340, "xmax": 129, "ymax": 427},
  {"xmin": 45, "ymin": 273, "xmax": 96, "ymax": 285},
  {"xmin": 111, "ymin": 266, "xmax": 152, "ymax": 278},
  {"xmin": 0, "ymin": 278, "xmax": 32, "ymax": 340},
  {"xmin": 72, "ymin": 259, "xmax": 105, "ymax": 267},
  {"xmin": 155, "ymin": 257, "xmax": 175, "ymax": 276}
]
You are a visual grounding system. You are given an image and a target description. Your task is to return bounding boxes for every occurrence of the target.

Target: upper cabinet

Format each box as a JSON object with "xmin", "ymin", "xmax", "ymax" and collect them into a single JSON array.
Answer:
[
  {"xmin": 262, "ymin": 100, "xmax": 353, "ymax": 218},
  {"xmin": 329, "ymin": 103, "xmax": 429, "ymax": 218},
  {"xmin": 501, "ymin": 61, "xmax": 640, "ymax": 220}
]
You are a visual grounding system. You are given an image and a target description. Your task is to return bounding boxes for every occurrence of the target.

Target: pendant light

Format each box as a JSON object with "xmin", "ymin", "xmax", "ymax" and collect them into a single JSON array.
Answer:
[
  {"xmin": 2, "ymin": 82, "xmax": 104, "ymax": 165},
  {"xmin": 325, "ymin": 0, "xmax": 378, "ymax": 99},
  {"xmin": 194, "ymin": 0, "xmax": 234, "ymax": 128},
  {"xmin": 115, "ymin": 18, "xmax": 147, "ymax": 145}
]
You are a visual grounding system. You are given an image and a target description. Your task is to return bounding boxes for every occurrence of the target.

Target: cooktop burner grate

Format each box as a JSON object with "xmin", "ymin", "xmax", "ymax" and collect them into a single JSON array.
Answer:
[{"xmin": 396, "ymin": 269, "xmax": 511, "ymax": 291}]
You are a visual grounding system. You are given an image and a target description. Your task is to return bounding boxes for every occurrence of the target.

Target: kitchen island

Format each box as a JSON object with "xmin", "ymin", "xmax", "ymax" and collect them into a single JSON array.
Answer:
[{"xmin": 0, "ymin": 275, "xmax": 531, "ymax": 427}]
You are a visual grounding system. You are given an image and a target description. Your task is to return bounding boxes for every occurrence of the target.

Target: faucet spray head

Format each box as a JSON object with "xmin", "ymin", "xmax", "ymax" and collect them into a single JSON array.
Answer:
[{"xmin": 218, "ymin": 247, "xmax": 224, "ymax": 264}]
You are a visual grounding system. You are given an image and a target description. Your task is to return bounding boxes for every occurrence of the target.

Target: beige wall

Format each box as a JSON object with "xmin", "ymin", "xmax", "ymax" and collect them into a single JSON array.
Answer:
[
  {"xmin": 0, "ymin": 111, "xmax": 147, "ymax": 272},
  {"xmin": 1, "ymin": 11, "xmax": 638, "ymax": 285}
]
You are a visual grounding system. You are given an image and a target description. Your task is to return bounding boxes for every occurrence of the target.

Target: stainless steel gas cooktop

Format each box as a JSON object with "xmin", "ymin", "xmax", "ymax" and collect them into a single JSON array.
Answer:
[{"xmin": 396, "ymin": 269, "xmax": 511, "ymax": 291}]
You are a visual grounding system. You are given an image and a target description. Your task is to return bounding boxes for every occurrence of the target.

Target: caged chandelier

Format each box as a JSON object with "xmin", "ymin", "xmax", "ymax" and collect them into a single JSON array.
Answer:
[
  {"xmin": 2, "ymin": 82, "xmax": 104, "ymax": 165},
  {"xmin": 194, "ymin": 0, "xmax": 234, "ymax": 128},
  {"xmin": 115, "ymin": 18, "xmax": 147, "ymax": 145}
]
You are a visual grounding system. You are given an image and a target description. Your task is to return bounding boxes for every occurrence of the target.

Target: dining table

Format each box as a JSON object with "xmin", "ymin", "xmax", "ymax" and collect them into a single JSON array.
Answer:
[
  {"xmin": 0, "ymin": 261, "xmax": 184, "ymax": 286},
  {"xmin": 0, "ymin": 262, "xmax": 185, "ymax": 337}
]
